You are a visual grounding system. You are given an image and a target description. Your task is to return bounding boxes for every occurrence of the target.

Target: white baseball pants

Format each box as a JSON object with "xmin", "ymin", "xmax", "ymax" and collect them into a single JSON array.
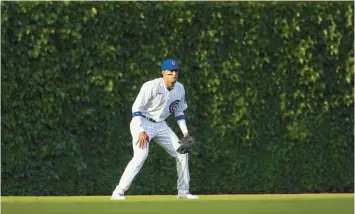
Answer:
[{"xmin": 115, "ymin": 117, "xmax": 190, "ymax": 194}]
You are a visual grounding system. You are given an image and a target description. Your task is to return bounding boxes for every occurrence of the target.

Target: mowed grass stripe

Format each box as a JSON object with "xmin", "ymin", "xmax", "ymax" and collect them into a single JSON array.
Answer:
[
  {"xmin": 2, "ymin": 193, "xmax": 353, "ymax": 202},
  {"xmin": 2, "ymin": 194, "xmax": 353, "ymax": 214}
]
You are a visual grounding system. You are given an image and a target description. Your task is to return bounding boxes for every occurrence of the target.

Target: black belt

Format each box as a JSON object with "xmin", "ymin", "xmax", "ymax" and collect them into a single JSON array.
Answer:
[{"xmin": 142, "ymin": 115, "xmax": 157, "ymax": 123}]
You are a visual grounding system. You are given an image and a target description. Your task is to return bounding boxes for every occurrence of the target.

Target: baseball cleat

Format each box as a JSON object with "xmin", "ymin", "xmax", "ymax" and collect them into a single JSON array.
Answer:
[
  {"xmin": 177, "ymin": 193, "xmax": 199, "ymax": 199},
  {"xmin": 110, "ymin": 190, "xmax": 126, "ymax": 200}
]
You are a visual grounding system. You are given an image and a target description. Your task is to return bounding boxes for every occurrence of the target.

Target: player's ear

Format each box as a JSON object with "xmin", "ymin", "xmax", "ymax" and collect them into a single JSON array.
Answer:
[{"xmin": 161, "ymin": 70, "xmax": 164, "ymax": 76}]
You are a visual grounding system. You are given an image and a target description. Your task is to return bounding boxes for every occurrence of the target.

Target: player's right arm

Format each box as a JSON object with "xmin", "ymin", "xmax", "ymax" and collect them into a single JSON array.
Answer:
[{"xmin": 131, "ymin": 82, "xmax": 152, "ymax": 148}]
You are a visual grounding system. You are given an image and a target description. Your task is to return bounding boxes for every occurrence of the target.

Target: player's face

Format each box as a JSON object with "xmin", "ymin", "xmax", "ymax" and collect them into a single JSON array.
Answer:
[{"xmin": 162, "ymin": 69, "xmax": 179, "ymax": 83}]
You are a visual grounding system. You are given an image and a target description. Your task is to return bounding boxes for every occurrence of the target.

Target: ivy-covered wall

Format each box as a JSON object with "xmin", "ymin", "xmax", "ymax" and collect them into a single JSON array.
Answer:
[{"xmin": 2, "ymin": 1, "xmax": 353, "ymax": 195}]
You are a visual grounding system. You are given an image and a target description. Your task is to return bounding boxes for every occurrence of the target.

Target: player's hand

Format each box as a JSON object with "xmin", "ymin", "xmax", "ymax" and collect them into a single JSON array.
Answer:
[
  {"xmin": 183, "ymin": 132, "xmax": 189, "ymax": 137},
  {"xmin": 136, "ymin": 131, "xmax": 149, "ymax": 149}
]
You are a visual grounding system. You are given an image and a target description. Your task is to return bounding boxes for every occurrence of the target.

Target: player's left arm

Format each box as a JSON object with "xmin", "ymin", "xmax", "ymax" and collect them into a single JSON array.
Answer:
[{"xmin": 175, "ymin": 90, "xmax": 189, "ymax": 136}]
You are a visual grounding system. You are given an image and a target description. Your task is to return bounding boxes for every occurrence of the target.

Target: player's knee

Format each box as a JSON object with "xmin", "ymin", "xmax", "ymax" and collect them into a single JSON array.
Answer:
[{"xmin": 132, "ymin": 152, "xmax": 148, "ymax": 166}]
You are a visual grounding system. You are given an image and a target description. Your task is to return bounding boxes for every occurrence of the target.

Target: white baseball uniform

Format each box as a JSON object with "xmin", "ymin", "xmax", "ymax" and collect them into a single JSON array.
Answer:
[{"xmin": 114, "ymin": 77, "xmax": 191, "ymax": 194}]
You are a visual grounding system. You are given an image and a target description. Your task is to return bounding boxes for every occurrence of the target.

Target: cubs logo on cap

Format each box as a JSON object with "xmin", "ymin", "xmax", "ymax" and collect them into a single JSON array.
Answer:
[{"xmin": 161, "ymin": 59, "xmax": 182, "ymax": 70}]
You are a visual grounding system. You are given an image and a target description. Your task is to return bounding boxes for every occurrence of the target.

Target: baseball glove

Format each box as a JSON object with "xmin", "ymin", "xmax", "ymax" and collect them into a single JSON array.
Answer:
[{"xmin": 176, "ymin": 136, "xmax": 196, "ymax": 154}]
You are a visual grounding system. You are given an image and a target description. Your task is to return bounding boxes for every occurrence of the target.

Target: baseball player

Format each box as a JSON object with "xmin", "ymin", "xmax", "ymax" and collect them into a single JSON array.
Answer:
[{"xmin": 111, "ymin": 59, "xmax": 199, "ymax": 200}]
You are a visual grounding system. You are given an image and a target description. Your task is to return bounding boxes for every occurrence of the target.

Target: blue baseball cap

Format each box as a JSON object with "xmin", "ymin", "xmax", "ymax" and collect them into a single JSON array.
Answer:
[{"xmin": 161, "ymin": 59, "xmax": 181, "ymax": 70}]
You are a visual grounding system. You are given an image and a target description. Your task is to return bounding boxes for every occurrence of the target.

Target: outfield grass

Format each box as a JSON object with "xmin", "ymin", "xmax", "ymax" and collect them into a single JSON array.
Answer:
[{"xmin": 2, "ymin": 194, "xmax": 353, "ymax": 214}]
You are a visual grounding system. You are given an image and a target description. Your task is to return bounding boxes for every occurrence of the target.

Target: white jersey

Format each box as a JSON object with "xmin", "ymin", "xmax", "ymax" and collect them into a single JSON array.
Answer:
[{"xmin": 132, "ymin": 77, "xmax": 187, "ymax": 122}]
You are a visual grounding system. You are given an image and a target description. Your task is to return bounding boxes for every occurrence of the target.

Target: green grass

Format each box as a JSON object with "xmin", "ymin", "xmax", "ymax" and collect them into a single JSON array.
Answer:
[{"xmin": 2, "ymin": 194, "xmax": 354, "ymax": 214}]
